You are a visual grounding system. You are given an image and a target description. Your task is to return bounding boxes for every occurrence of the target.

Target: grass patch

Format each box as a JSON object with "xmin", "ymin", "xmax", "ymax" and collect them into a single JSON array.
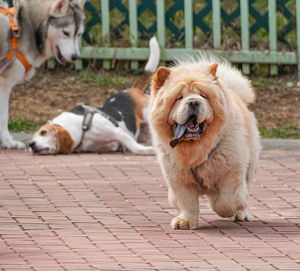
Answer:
[
  {"xmin": 259, "ymin": 124, "xmax": 300, "ymax": 138},
  {"xmin": 8, "ymin": 119, "xmax": 42, "ymax": 132},
  {"xmin": 79, "ymin": 70, "xmax": 128, "ymax": 86},
  {"xmin": 252, "ymin": 77, "xmax": 283, "ymax": 90}
]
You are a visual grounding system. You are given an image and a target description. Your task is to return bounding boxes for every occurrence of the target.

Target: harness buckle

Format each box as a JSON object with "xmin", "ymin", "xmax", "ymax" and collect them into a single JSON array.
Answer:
[
  {"xmin": 0, "ymin": 6, "xmax": 32, "ymax": 73},
  {"xmin": 82, "ymin": 110, "xmax": 96, "ymax": 131},
  {"xmin": 11, "ymin": 28, "xmax": 20, "ymax": 37}
]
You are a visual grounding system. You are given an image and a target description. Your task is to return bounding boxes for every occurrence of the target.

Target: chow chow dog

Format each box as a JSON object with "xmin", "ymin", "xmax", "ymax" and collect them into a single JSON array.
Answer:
[{"xmin": 149, "ymin": 57, "xmax": 261, "ymax": 229}]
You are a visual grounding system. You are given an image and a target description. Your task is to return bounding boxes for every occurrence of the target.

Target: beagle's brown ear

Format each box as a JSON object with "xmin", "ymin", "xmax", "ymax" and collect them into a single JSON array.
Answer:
[
  {"xmin": 208, "ymin": 63, "xmax": 218, "ymax": 79},
  {"xmin": 152, "ymin": 67, "xmax": 171, "ymax": 96},
  {"xmin": 53, "ymin": 124, "xmax": 75, "ymax": 154}
]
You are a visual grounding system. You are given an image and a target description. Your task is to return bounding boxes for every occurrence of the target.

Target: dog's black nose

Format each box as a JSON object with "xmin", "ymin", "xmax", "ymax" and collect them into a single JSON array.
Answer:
[
  {"xmin": 71, "ymin": 54, "xmax": 79, "ymax": 61},
  {"xmin": 29, "ymin": 141, "xmax": 35, "ymax": 149},
  {"xmin": 188, "ymin": 100, "xmax": 200, "ymax": 109}
]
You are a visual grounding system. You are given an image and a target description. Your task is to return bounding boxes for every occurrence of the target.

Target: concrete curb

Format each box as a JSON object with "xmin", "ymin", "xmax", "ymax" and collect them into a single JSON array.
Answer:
[
  {"xmin": 10, "ymin": 133, "xmax": 300, "ymax": 151},
  {"xmin": 260, "ymin": 138, "xmax": 300, "ymax": 151},
  {"xmin": 12, "ymin": 132, "xmax": 33, "ymax": 144}
]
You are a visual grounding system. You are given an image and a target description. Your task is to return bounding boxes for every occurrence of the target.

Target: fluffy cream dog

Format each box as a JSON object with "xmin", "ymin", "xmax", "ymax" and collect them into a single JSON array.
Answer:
[{"xmin": 149, "ymin": 57, "xmax": 261, "ymax": 229}]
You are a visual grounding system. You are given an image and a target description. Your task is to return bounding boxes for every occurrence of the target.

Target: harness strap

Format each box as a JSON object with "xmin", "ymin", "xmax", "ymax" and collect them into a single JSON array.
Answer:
[
  {"xmin": 191, "ymin": 166, "xmax": 207, "ymax": 189},
  {"xmin": 74, "ymin": 107, "xmax": 119, "ymax": 151},
  {"xmin": 0, "ymin": 6, "xmax": 32, "ymax": 73},
  {"xmin": 75, "ymin": 109, "xmax": 96, "ymax": 151},
  {"xmin": 97, "ymin": 109, "xmax": 119, "ymax": 128},
  {"xmin": 82, "ymin": 109, "xmax": 96, "ymax": 132}
]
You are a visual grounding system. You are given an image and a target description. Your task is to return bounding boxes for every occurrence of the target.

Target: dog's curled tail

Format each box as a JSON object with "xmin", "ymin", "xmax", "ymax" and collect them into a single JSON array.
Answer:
[
  {"xmin": 134, "ymin": 36, "xmax": 160, "ymax": 91},
  {"xmin": 217, "ymin": 63, "xmax": 255, "ymax": 104}
]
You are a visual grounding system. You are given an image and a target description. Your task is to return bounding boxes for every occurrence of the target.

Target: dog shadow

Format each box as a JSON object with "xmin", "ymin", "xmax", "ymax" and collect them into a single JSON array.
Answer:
[{"xmin": 194, "ymin": 219, "xmax": 300, "ymax": 237}]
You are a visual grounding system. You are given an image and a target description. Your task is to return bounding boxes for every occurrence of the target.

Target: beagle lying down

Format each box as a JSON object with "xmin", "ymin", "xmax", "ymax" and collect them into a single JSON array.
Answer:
[{"xmin": 29, "ymin": 37, "xmax": 160, "ymax": 155}]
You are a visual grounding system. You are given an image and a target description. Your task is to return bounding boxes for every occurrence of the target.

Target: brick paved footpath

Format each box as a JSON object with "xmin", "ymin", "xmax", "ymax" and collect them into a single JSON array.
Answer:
[{"xmin": 0, "ymin": 149, "xmax": 300, "ymax": 271}]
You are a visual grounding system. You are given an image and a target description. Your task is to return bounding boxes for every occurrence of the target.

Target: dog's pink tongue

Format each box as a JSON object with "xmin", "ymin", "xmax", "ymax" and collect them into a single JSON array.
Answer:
[{"xmin": 169, "ymin": 116, "xmax": 195, "ymax": 148}]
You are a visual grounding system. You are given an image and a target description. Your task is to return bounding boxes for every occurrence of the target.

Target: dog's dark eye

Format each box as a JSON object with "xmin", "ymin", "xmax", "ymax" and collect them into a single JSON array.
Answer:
[
  {"xmin": 200, "ymin": 94, "xmax": 207, "ymax": 99},
  {"xmin": 63, "ymin": 30, "xmax": 70, "ymax": 37},
  {"xmin": 176, "ymin": 96, "xmax": 183, "ymax": 101},
  {"xmin": 40, "ymin": 130, "xmax": 47, "ymax": 136}
]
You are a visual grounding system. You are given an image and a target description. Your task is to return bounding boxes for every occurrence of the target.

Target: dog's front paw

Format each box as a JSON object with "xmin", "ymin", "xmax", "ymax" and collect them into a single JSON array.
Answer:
[
  {"xmin": 171, "ymin": 214, "xmax": 198, "ymax": 230},
  {"xmin": 230, "ymin": 209, "xmax": 253, "ymax": 222}
]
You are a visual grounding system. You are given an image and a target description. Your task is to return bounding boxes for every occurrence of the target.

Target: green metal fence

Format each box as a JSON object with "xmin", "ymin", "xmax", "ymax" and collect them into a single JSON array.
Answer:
[
  {"xmin": 5, "ymin": 0, "xmax": 300, "ymax": 78},
  {"xmin": 78, "ymin": 0, "xmax": 300, "ymax": 78}
]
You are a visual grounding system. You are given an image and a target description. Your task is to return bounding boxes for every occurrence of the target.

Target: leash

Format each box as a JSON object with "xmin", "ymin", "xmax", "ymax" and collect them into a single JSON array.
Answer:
[
  {"xmin": 74, "ymin": 105, "xmax": 119, "ymax": 151},
  {"xmin": 0, "ymin": 6, "xmax": 32, "ymax": 73},
  {"xmin": 190, "ymin": 139, "xmax": 222, "ymax": 189}
]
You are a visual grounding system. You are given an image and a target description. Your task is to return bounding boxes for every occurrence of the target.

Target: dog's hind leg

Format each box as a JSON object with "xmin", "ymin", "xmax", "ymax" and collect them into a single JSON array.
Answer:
[
  {"xmin": 0, "ymin": 84, "xmax": 25, "ymax": 149},
  {"xmin": 114, "ymin": 128, "xmax": 154, "ymax": 155},
  {"xmin": 208, "ymin": 178, "xmax": 252, "ymax": 222}
]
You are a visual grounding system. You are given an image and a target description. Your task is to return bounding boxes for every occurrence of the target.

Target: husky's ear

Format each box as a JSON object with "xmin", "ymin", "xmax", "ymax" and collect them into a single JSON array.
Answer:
[
  {"xmin": 152, "ymin": 67, "xmax": 171, "ymax": 96},
  {"xmin": 13, "ymin": 0, "xmax": 21, "ymax": 24},
  {"xmin": 13, "ymin": 0, "xmax": 20, "ymax": 10},
  {"xmin": 75, "ymin": 0, "xmax": 87, "ymax": 10},
  {"xmin": 50, "ymin": 0, "xmax": 70, "ymax": 17}
]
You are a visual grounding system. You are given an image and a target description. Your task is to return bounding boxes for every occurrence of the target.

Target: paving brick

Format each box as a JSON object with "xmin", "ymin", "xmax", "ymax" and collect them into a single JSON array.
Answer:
[{"xmin": 0, "ymin": 149, "xmax": 300, "ymax": 270}]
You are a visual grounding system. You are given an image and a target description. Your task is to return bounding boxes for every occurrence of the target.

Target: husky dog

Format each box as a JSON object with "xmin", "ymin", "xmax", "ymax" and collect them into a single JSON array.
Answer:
[{"xmin": 0, "ymin": 0, "xmax": 86, "ymax": 149}]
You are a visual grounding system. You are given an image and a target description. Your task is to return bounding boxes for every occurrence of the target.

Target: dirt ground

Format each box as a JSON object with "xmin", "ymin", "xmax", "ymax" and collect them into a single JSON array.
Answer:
[{"xmin": 9, "ymin": 67, "xmax": 300, "ymax": 136}]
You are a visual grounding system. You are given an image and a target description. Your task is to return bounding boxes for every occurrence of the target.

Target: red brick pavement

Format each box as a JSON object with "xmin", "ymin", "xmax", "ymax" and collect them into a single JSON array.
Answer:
[{"xmin": 0, "ymin": 149, "xmax": 300, "ymax": 270}]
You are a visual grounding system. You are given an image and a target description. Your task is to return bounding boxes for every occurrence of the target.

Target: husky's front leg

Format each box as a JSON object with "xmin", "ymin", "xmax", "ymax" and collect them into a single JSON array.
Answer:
[{"xmin": 0, "ymin": 85, "xmax": 25, "ymax": 149}]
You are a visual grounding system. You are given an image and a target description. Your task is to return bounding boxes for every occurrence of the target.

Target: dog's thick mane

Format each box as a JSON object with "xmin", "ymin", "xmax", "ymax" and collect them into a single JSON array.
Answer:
[{"xmin": 173, "ymin": 54, "xmax": 255, "ymax": 105}]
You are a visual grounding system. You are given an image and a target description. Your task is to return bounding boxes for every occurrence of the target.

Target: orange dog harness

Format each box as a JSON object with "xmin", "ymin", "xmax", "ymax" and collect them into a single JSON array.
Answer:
[{"xmin": 0, "ymin": 6, "xmax": 32, "ymax": 73}]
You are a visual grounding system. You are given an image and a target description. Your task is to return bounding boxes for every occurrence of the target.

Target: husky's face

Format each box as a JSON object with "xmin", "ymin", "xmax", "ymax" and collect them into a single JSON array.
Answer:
[{"xmin": 47, "ymin": 0, "xmax": 86, "ymax": 64}]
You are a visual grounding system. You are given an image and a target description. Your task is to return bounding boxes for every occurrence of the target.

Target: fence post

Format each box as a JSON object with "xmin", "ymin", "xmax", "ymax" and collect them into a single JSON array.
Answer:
[
  {"xmin": 75, "ymin": 38, "xmax": 83, "ymax": 70},
  {"xmin": 240, "ymin": 0, "xmax": 250, "ymax": 75},
  {"xmin": 156, "ymin": 0, "xmax": 165, "ymax": 62},
  {"xmin": 297, "ymin": 0, "xmax": 300, "ymax": 80},
  {"xmin": 129, "ymin": 0, "xmax": 138, "ymax": 70},
  {"xmin": 101, "ymin": 0, "xmax": 111, "ymax": 70},
  {"xmin": 212, "ymin": 0, "xmax": 221, "ymax": 49},
  {"xmin": 47, "ymin": 59, "xmax": 56, "ymax": 69},
  {"xmin": 184, "ymin": 0, "xmax": 193, "ymax": 49},
  {"xmin": 269, "ymin": 0, "xmax": 278, "ymax": 75}
]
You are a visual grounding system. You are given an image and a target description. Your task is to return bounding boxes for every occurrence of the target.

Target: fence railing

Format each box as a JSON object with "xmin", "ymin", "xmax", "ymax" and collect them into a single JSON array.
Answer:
[
  {"xmin": 5, "ymin": 0, "xmax": 300, "ymax": 78},
  {"xmin": 78, "ymin": 0, "xmax": 300, "ymax": 78}
]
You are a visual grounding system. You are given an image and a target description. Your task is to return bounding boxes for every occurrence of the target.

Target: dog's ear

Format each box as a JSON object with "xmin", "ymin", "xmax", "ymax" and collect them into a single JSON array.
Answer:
[
  {"xmin": 52, "ymin": 125, "xmax": 75, "ymax": 154},
  {"xmin": 12, "ymin": 0, "xmax": 20, "ymax": 24},
  {"xmin": 76, "ymin": 0, "xmax": 87, "ymax": 10},
  {"xmin": 50, "ymin": 0, "xmax": 70, "ymax": 17},
  {"xmin": 209, "ymin": 63, "xmax": 218, "ymax": 79},
  {"xmin": 152, "ymin": 67, "xmax": 171, "ymax": 96}
]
